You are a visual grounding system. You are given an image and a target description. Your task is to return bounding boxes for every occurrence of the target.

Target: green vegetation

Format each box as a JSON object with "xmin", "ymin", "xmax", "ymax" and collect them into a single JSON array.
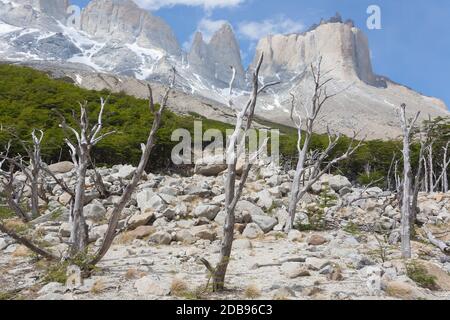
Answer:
[
  {"xmin": 0, "ymin": 205, "xmax": 15, "ymax": 220},
  {"xmin": 0, "ymin": 64, "xmax": 448, "ymax": 184},
  {"xmin": 406, "ymin": 261, "xmax": 439, "ymax": 290}
]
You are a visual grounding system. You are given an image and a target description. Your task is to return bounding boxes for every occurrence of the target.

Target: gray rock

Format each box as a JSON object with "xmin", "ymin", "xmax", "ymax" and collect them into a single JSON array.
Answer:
[
  {"xmin": 128, "ymin": 210, "xmax": 154, "ymax": 229},
  {"xmin": 38, "ymin": 282, "xmax": 65, "ymax": 295},
  {"xmin": 59, "ymin": 222, "xmax": 71, "ymax": 238},
  {"xmin": 137, "ymin": 190, "xmax": 167, "ymax": 212},
  {"xmin": 242, "ymin": 223, "xmax": 264, "ymax": 239},
  {"xmin": 114, "ymin": 165, "xmax": 135, "ymax": 179},
  {"xmin": 0, "ymin": 238, "xmax": 9, "ymax": 250},
  {"xmin": 281, "ymin": 262, "xmax": 310, "ymax": 279},
  {"xmin": 193, "ymin": 204, "xmax": 221, "ymax": 220},
  {"xmin": 194, "ymin": 154, "xmax": 227, "ymax": 176},
  {"xmin": 174, "ymin": 230, "xmax": 196, "ymax": 244},
  {"xmin": 148, "ymin": 231, "xmax": 172, "ymax": 245},
  {"xmin": 328, "ymin": 175, "xmax": 352, "ymax": 192},
  {"xmin": 251, "ymin": 215, "xmax": 278, "ymax": 233},
  {"xmin": 134, "ymin": 276, "xmax": 171, "ymax": 296},
  {"xmin": 256, "ymin": 190, "xmax": 274, "ymax": 211},
  {"xmin": 83, "ymin": 202, "xmax": 107, "ymax": 222},
  {"xmin": 47, "ymin": 161, "xmax": 74, "ymax": 174}
]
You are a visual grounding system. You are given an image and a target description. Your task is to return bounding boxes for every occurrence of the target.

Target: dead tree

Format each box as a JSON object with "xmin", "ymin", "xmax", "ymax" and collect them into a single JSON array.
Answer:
[
  {"xmin": 57, "ymin": 98, "xmax": 115, "ymax": 257},
  {"xmin": 427, "ymin": 143, "xmax": 435, "ymax": 193},
  {"xmin": 0, "ymin": 130, "xmax": 45, "ymax": 219},
  {"xmin": 411, "ymin": 128, "xmax": 432, "ymax": 226},
  {"xmin": 0, "ymin": 142, "xmax": 28, "ymax": 221},
  {"xmin": 90, "ymin": 69, "xmax": 176, "ymax": 266},
  {"xmin": 397, "ymin": 103, "xmax": 420, "ymax": 259},
  {"xmin": 442, "ymin": 142, "xmax": 449, "ymax": 192},
  {"xmin": 200, "ymin": 54, "xmax": 279, "ymax": 292},
  {"xmin": 433, "ymin": 141, "xmax": 450, "ymax": 192},
  {"xmin": 285, "ymin": 58, "xmax": 363, "ymax": 232}
]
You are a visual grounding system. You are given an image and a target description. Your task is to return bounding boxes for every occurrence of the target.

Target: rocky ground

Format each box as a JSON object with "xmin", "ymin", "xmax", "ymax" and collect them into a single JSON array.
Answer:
[{"xmin": 0, "ymin": 161, "xmax": 449, "ymax": 300}]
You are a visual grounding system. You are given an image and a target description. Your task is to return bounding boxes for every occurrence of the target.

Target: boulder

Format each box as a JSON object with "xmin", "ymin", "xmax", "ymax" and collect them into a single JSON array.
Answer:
[
  {"xmin": 307, "ymin": 234, "xmax": 328, "ymax": 246},
  {"xmin": 48, "ymin": 161, "xmax": 74, "ymax": 174},
  {"xmin": 194, "ymin": 154, "xmax": 227, "ymax": 176},
  {"xmin": 38, "ymin": 282, "xmax": 65, "ymax": 295},
  {"xmin": 274, "ymin": 208, "xmax": 289, "ymax": 231},
  {"xmin": 134, "ymin": 276, "xmax": 170, "ymax": 296},
  {"xmin": 128, "ymin": 226, "xmax": 156, "ymax": 240},
  {"xmin": 59, "ymin": 222, "xmax": 71, "ymax": 238},
  {"xmin": 174, "ymin": 230, "xmax": 196, "ymax": 244},
  {"xmin": 328, "ymin": 175, "xmax": 352, "ymax": 192},
  {"xmin": 281, "ymin": 262, "xmax": 310, "ymax": 279},
  {"xmin": 236, "ymin": 200, "xmax": 265, "ymax": 216},
  {"xmin": 137, "ymin": 190, "xmax": 167, "ymax": 212},
  {"xmin": 242, "ymin": 223, "xmax": 264, "ymax": 239},
  {"xmin": 114, "ymin": 165, "xmax": 136, "ymax": 179},
  {"xmin": 193, "ymin": 204, "xmax": 221, "ymax": 220},
  {"xmin": 251, "ymin": 215, "xmax": 278, "ymax": 233},
  {"xmin": 148, "ymin": 231, "xmax": 172, "ymax": 245},
  {"xmin": 83, "ymin": 202, "xmax": 107, "ymax": 222},
  {"xmin": 305, "ymin": 257, "xmax": 330, "ymax": 271},
  {"xmin": 128, "ymin": 210, "xmax": 154, "ymax": 229},
  {"xmin": 256, "ymin": 190, "xmax": 274, "ymax": 211},
  {"xmin": 287, "ymin": 230, "xmax": 303, "ymax": 242},
  {"xmin": 0, "ymin": 238, "xmax": 8, "ymax": 250},
  {"xmin": 192, "ymin": 225, "xmax": 217, "ymax": 241}
]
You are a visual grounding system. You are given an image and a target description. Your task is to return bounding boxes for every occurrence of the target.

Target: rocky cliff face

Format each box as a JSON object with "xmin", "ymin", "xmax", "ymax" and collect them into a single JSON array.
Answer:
[
  {"xmin": 188, "ymin": 23, "xmax": 245, "ymax": 88},
  {"xmin": 248, "ymin": 20, "xmax": 449, "ymax": 138},
  {"xmin": 12, "ymin": 0, "xmax": 69, "ymax": 21},
  {"xmin": 80, "ymin": 0, "xmax": 180, "ymax": 56},
  {"xmin": 251, "ymin": 21, "xmax": 381, "ymax": 87}
]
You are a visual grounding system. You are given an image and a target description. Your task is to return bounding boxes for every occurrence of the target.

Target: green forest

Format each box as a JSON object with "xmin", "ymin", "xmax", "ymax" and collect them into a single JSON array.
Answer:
[{"xmin": 0, "ymin": 64, "xmax": 448, "ymax": 187}]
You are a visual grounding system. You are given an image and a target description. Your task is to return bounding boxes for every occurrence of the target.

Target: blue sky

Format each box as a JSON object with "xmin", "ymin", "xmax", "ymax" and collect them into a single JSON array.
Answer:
[{"xmin": 72, "ymin": 0, "xmax": 450, "ymax": 108}]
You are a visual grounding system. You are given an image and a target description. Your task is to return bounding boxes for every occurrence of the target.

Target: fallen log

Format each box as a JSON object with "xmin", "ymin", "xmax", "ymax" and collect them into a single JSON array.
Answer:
[{"xmin": 425, "ymin": 228, "xmax": 450, "ymax": 254}]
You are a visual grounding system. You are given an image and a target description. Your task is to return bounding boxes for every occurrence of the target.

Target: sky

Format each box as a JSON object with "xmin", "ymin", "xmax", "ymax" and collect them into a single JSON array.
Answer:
[{"xmin": 72, "ymin": 0, "xmax": 450, "ymax": 109}]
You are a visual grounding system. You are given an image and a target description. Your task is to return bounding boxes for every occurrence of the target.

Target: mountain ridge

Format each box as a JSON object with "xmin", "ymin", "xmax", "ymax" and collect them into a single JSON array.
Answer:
[{"xmin": 0, "ymin": 0, "xmax": 448, "ymax": 139}]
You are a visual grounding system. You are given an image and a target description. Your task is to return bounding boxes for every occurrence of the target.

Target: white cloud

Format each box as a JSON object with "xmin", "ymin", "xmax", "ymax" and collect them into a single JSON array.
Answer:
[
  {"xmin": 134, "ymin": 0, "xmax": 245, "ymax": 10},
  {"xmin": 197, "ymin": 18, "xmax": 230, "ymax": 41},
  {"xmin": 238, "ymin": 16, "xmax": 304, "ymax": 40}
]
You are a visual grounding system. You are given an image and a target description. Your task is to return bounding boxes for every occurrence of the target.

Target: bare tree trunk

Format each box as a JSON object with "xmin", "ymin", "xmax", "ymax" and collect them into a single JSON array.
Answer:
[
  {"xmin": 387, "ymin": 152, "xmax": 396, "ymax": 191},
  {"xmin": 212, "ymin": 162, "xmax": 237, "ymax": 291},
  {"xmin": 56, "ymin": 99, "xmax": 116, "ymax": 258},
  {"xmin": 284, "ymin": 57, "xmax": 363, "ymax": 232},
  {"xmin": 443, "ymin": 143, "xmax": 449, "ymax": 193},
  {"xmin": 91, "ymin": 71, "xmax": 176, "ymax": 266},
  {"xmin": 428, "ymin": 143, "xmax": 434, "ymax": 193},
  {"xmin": 423, "ymin": 156, "xmax": 429, "ymax": 193},
  {"xmin": 0, "ymin": 222, "xmax": 57, "ymax": 260},
  {"xmin": 398, "ymin": 103, "xmax": 420, "ymax": 259},
  {"xmin": 200, "ymin": 55, "xmax": 278, "ymax": 291},
  {"xmin": 70, "ymin": 159, "xmax": 88, "ymax": 256},
  {"xmin": 411, "ymin": 138, "xmax": 427, "ymax": 227}
]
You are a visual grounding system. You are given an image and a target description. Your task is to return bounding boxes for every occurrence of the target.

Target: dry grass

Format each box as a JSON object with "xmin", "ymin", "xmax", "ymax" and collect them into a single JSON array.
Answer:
[
  {"xmin": 170, "ymin": 278, "xmax": 189, "ymax": 297},
  {"xmin": 12, "ymin": 245, "xmax": 31, "ymax": 258},
  {"xmin": 124, "ymin": 268, "xmax": 147, "ymax": 280},
  {"xmin": 116, "ymin": 232, "xmax": 136, "ymax": 245},
  {"xmin": 244, "ymin": 284, "xmax": 261, "ymax": 299},
  {"xmin": 90, "ymin": 279, "xmax": 107, "ymax": 295},
  {"xmin": 4, "ymin": 219, "xmax": 28, "ymax": 233}
]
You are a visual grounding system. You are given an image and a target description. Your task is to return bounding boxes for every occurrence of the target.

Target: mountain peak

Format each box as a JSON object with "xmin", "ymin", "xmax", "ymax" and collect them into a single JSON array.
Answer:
[
  {"xmin": 252, "ymin": 20, "xmax": 380, "ymax": 87},
  {"xmin": 80, "ymin": 0, "xmax": 181, "ymax": 55},
  {"xmin": 188, "ymin": 20, "xmax": 244, "ymax": 88},
  {"xmin": 10, "ymin": 0, "xmax": 69, "ymax": 21}
]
